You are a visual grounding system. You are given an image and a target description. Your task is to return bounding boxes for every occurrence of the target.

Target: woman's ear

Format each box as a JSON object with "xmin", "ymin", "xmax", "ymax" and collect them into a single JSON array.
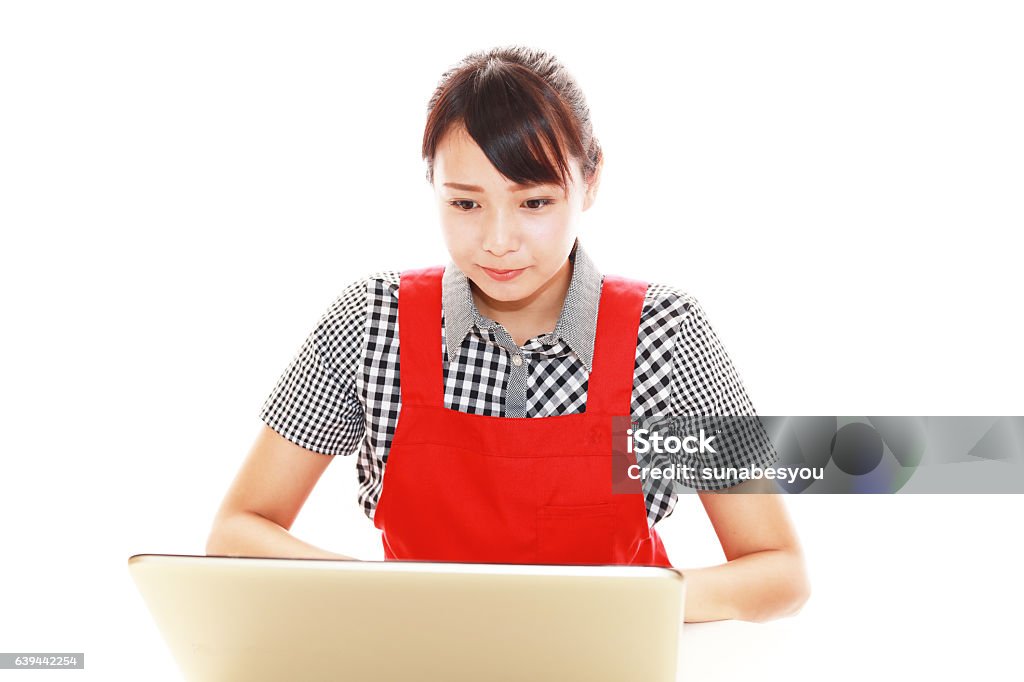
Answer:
[{"xmin": 582, "ymin": 155, "xmax": 604, "ymax": 211}]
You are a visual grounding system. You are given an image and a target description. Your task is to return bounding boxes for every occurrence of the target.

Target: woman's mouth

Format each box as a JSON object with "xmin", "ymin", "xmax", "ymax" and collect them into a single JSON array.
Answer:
[{"xmin": 481, "ymin": 266, "xmax": 527, "ymax": 281}]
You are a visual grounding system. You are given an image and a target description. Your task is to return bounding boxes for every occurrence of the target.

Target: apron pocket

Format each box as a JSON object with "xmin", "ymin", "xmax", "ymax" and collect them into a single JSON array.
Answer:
[{"xmin": 536, "ymin": 503, "xmax": 616, "ymax": 565}]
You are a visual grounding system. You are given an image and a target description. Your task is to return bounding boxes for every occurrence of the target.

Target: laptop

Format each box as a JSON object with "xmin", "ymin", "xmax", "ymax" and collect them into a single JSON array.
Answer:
[{"xmin": 128, "ymin": 553, "xmax": 686, "ymax": 681}]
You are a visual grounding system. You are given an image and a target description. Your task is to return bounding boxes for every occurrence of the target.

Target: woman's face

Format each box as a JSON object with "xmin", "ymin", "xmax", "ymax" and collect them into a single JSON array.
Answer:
[{"xmin": 432, "ymin": 124, "xmax": 600, "ymax": 308}]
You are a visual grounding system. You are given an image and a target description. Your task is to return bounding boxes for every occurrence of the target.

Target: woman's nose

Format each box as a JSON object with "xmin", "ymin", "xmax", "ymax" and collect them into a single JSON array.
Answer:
[{"xmin": 480, "ymin": 209, "xmax": 520, "ymax": 256}]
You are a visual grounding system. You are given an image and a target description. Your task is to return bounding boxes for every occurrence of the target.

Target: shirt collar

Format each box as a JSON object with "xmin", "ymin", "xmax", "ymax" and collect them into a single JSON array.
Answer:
[{"xmin": 441, "ymin": 236, "xmax": 603, "ymax": 372}]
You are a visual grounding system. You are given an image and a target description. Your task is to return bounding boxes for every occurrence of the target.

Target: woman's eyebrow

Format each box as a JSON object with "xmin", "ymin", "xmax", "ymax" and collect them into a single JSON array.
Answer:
[{"xmin": 443, "ymin": 181, "xmax": 544, "ymax": 192}]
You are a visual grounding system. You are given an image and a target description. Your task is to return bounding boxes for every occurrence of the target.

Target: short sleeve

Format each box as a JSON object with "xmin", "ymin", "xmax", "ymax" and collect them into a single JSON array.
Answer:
[
  {"xmin": 669, "ymin": 296, "xmax": 779, "ymax": 490},
  {"xmin": 258, "ymin": 278, "xmax": 368, "ymax": 456}
]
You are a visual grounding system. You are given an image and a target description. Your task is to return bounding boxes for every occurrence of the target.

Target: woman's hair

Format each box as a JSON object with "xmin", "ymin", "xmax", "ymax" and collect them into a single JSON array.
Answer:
[{"xmin": 422, "ymin": 45, "xmax": 602, "ymax": 194}]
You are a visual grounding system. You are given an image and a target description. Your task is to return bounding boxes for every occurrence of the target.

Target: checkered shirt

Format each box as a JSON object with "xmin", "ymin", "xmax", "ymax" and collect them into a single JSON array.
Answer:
[{"xmin": 259, "ymin": 237, "xmax": 778, "ymax": 528}]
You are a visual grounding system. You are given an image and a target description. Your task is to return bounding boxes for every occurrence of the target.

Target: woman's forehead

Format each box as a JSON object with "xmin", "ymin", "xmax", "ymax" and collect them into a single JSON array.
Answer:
[{"xmin": 434, "ymin": 126, "xmax": 492, "ymax": 175}]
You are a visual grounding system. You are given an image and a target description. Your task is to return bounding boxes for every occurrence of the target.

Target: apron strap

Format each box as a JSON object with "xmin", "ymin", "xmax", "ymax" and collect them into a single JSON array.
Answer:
[
  {"xmin": 585, "ymin": 274, "xmax": 649, "ymax": 416},
  {"xmin": 397, "ymin": 266, "xmax": 648, "ymax": 416},
  {"xmin": 397, "ymin": 265, "xmax": 446, "ymax": 407}
]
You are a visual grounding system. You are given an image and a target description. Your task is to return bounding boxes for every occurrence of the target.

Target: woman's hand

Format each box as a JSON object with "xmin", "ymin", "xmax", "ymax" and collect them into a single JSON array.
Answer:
[
  {"xmin": 205, "ymin": 424, "xmax": 358, "ymax": 561},
  {"xmin": 680, "ymin": 477, "xmax": 811, "ymax": 623}
]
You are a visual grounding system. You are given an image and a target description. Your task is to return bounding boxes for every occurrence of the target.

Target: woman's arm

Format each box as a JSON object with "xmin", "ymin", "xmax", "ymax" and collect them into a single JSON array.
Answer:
[
  {"xmin": 680, "ymin": 477, "xmax": 810, "ymax": 623},
  {"xmin": 205, "ymin": 424, "xmax": 357, "ymax": 560}
]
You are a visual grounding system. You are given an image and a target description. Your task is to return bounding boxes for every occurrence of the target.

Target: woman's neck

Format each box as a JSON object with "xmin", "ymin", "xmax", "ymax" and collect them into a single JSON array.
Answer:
[{"xmin": 471, "ymin": 257, "xmax": 573, "ymax": 347}]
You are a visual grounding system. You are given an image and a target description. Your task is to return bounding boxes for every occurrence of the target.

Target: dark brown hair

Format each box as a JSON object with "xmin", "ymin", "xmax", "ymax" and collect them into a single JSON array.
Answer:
[{"xmin": 421, "ymin": 45, "xmax": 602, "ymax": 194}]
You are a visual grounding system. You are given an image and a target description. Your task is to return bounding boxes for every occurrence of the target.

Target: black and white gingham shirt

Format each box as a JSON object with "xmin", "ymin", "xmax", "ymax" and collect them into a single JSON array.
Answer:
[{"xmin": 259, "ymin": 237, "xmax": 777, "ymax": 528}]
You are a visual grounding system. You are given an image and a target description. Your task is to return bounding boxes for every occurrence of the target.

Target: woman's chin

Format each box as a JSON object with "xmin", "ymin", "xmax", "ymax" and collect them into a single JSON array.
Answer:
[{"xmin": 472, "ymin": 278, "xmax": 533, "ymax": 304}]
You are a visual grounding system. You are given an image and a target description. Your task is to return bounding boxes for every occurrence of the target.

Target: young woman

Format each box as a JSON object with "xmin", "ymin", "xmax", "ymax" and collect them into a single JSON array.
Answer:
[{"xmin": 206, "ymin": 45, "xmax": 810, "ymax": 623}]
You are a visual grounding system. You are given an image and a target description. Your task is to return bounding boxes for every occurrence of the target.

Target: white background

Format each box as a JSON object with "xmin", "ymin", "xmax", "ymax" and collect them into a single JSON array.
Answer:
[{"xmin": 1, "ymin": 1, "xmax": 1022, "ymax": 679}]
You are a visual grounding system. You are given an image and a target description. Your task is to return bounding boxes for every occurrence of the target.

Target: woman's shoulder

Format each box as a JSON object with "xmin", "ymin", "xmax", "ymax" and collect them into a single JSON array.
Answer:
[
  {"xmin": 365, "ymin": 269, "xmax": 402, "ymax": 299},
  {"xmin": 333, "ymin": 269, "xmax": 402, "ymax": 305},
  {"xmin": 640, "ymin": 281, "xmax": 700, "ymax": 321},
  {"xmin": 631, "ymin": 280, "xmax": 723, "ymax": 356},
  {"xmin": 310, "ymin": 270, "xmax": 400, "ymax": 331}
]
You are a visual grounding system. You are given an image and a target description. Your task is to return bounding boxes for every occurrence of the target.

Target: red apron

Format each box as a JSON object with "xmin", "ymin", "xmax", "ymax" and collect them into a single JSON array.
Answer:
[{"xmin": 372, "ymin": 265, "xmax": 673, "ymax": 568}]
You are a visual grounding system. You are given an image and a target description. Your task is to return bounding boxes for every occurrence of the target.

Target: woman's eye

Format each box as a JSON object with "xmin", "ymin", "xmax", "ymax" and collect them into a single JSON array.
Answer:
[{"xmin": 448, "ymin": 199, "xmax": 553, "ymax": 211}]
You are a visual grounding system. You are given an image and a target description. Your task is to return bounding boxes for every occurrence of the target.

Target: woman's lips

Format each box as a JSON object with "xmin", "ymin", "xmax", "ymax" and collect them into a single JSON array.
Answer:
[{"xmin": 481, "ymin": 266, "xmax": 527, "ymax": 281}]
